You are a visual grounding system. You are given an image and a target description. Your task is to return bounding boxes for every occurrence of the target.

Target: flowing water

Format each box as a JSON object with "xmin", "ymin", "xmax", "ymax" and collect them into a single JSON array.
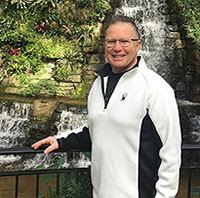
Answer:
[
  {"xmin": 0, "ymin": 100, "xmax": 90, "ymax": 171},
  {"xmin": 116, "ymin": 0, "xmax": 174, "ymax": 81}
]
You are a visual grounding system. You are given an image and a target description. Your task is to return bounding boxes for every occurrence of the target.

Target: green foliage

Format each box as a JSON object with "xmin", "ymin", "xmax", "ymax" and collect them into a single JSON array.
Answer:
[
  {"xmin": 20, "ymin": 79, "xmax": 57, "ymax": 96},
  {"xmin": 35, "ymin": 155, "xmax": 92, "ymax": 198},
  {"xmin": 53, "ymin": 59, "xmax": 72, "ymax": 81},
  {"xmin": 70, "ymin": 79, "xmax": 87, "ymax": 99},
  {"xmin": 0, "ymin": 0, "xmax": 112, "ymax": 96},
  {"xmin": 57, "ymin": 172, "xmax": 92, "ymax": 198},
  {"xmin": 17, "ymin": 73, "xmax": 31, "ymax": 86},
  {"xmin": 47, "ymin": 172, "xmax": 92, "ymax": 198},
  {"xmin": 175, "ymin": 0, "xmax": 200, "ymax": 48},
  {"xmin": 74, "ymin": 0, "xmax": 92, "ymax": 8},
  {"xmin": 39, "ymin": 172, "xmax": 92, "ymax": 198}
]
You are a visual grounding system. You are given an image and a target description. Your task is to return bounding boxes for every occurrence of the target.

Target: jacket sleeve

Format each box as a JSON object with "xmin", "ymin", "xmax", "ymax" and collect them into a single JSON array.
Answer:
[
  {"xmin": 148, "ymin": 79, "xmax": 182, "ymax": 198},
  {"xmin": 57, "ymin": 126, "xmax": 92, "ymax": 152}
]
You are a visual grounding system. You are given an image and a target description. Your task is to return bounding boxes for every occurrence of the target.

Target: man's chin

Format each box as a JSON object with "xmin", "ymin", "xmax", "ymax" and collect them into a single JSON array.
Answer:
[
  {"xmin": 110, "ymin": 61, "xmax": 125, "ymax": 68},
  {"xmin": 111, "ymin": 65, "xmax": 128, "ymax": 73}
]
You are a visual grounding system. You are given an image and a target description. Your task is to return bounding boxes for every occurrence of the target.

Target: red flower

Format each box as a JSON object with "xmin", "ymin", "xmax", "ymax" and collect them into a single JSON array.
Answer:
[
  {"xmin": 6, "ymin": 73, "xmax": 9, "ymax": 78},
  {"xmin": 84, "ymin": 49, "xmax": 89, "ymax": 54},
  {"xmin": 65, "ymin": 25, "xmax": 71, "ymax": 31},
  {"xmin": 38, "ymin": 21, "xmax": 48, "ymax": 32},
  {"xmin": 10, "ymin": 48, "xmax": 20, "ymax": 55}
]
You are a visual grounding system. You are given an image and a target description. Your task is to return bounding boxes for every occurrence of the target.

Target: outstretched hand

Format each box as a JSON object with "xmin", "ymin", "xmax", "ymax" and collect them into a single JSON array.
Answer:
[{"xmin": 31, "ymin": 136, "xmax": 59, "ymax": 154}]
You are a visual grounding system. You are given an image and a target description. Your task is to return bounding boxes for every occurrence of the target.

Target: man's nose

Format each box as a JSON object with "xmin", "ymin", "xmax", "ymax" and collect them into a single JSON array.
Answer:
[{"xmin": 113, "ymin": 40, "xmax": 123, "ymax": 50}]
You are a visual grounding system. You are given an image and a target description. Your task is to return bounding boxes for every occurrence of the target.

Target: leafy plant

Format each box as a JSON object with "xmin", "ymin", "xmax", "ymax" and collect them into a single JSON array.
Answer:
[
  {"xmin": 34, "ymin": 155, "xmax": 92, "ymax": 198},
  {"xmin": 74, "ymin": 0, "xmax": 92, "ymax": 8},
  {"xmin": 38, "ymin": 171, "xmax": 92, "ymax": 198},
  {"xmin": 70, "ymin": 79, "xmax": 87, "ymax": 99},
  {"xmin": 20, "ymin": 79, "xmax": 57, "ymax": 96},
  {"xmin": 57, "ymin": 171, "xmax": 92, "ymax": 198},
  {"xmin": 175, "ymin": 0, "xmax": 200, "ymax": 48},
  {"xmin": 0, "ymin": 0, "xmax": 112, "ymax": 97}
]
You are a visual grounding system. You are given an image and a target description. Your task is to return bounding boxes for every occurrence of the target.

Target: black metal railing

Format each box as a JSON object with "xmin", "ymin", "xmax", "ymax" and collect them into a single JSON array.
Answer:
[
  {"xmin": 180, "ymin": 144, "xmax": 200, "ymax": 198},
  {"xmin": 0, "ymin": 144, "xmax": 199, "ymax": 198},
  {"xmin": 0, "ymin": 147, "xmax": 90, "ymax": 198}
]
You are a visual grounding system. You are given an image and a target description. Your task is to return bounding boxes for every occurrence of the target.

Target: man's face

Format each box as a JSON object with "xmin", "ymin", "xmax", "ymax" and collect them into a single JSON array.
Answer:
[{"xmin": 105, "ymin": 22, "xmax": 141, "ymax": 73}]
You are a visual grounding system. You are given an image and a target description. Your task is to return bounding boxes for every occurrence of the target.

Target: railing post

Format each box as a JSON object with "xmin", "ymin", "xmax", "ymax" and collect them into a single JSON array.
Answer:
[
  {"xmin": 56, "ymin": 173, "xmax": 60, "ymax": 195},
  {"xmin": 187, "ymin": 168, "xmax": 192, "ymax": 198},
  {"xmin": 36, "ymin": 174, "xmax": 40, "ymax": 198},
  {"xmin": 15, "ymin": 175, "xmax": 19, "ymax": 198}
]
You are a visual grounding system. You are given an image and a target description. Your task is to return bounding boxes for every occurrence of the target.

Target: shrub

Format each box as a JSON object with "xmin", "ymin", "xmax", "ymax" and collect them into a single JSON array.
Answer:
[
  {"xmin": 0, "ymin": 0, "xmax": 112, "ymax": 97},
  {"xmin": 175, "ymin": 0, "xmax": 200, "ymax": 48}
]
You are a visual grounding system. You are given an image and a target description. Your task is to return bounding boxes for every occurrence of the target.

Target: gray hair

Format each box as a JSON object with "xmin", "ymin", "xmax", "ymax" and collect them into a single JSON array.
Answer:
[{"xmin": 103, "ymin": 15, "xmax": 140, "ymax": 39}]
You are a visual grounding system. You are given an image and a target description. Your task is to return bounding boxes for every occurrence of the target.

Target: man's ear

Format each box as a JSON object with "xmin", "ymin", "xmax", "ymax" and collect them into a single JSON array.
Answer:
[{"xmin": 136, "ymin": 40, "xmax": 141, "ymax": 51}]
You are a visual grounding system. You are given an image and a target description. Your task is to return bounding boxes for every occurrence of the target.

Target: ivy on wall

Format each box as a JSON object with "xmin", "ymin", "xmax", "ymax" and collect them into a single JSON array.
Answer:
[
  {"xmin": 175, "ymin": 0, "xmax": 200, "ymax": 48},
  {"xmin": 0, "ymin": 0, "xmax": 112, "ymax": 96}
]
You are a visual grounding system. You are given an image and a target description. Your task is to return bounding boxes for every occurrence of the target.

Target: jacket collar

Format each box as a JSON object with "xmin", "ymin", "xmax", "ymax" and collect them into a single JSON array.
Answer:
[{"xmin": 97, "ymin": 56, "xmax": 141, "ymax": 77}]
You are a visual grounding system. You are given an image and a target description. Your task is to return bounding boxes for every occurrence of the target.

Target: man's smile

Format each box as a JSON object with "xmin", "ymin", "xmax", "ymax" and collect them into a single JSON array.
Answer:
[{"xmin": 112, "ymin": 54, "xmax": 126, "ymax": 58}]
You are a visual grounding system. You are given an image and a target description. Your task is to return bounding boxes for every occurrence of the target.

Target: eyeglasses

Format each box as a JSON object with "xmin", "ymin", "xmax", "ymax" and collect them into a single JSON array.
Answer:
[{"xmin": 104, "ymin": 39, "xmax": 140, "ymax": 48}]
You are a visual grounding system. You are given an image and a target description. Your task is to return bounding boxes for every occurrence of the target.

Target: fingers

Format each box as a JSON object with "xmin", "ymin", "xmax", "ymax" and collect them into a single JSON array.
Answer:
[
  {"xmin": 44, "ymin": 142, "xmax": 58, "ymax": 154},
  {"xmin": 32, "ymin": 137, "xmax": 49, "ymax": 149},
  {"xmin": 32, "ymin": 136, "xmax": 59, "ymax": 154}
]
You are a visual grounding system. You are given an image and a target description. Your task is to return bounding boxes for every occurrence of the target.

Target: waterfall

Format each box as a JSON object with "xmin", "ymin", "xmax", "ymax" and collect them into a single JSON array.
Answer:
[
  {"xmin": 114, "ymin": 0, "xmax": 200, "ymax": 148},
  {"xmin": 0, "ymin": 102, "xmax": 32, "ymax": 169},
  {"xmin": 0, "ymin": 100, "xmax": 89, "ymax": 171},
  {"xmin": 178, "ymin": 100, "xmax": 200, "ymax": 144},
  {"xmin": 0, "ymin": 102, "xmax": 31, "ymax": 148},
  {"xmin": 55, "ymin": 106, "xmax": 88, "ymax": 137},
  {"xmin": 116, "ymin": 0, "xmax": 174, "ymax": 82}
]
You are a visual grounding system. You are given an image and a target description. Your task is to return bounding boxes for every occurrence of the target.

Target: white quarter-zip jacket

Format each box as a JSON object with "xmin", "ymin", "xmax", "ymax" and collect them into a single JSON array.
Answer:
[
  {"xmin": 57, "ymin": 56, "xmax": 181, "ymax": 198},
  {"xmin": 87, "ymin": 56, "xmax": 181, "ymax": 198}
]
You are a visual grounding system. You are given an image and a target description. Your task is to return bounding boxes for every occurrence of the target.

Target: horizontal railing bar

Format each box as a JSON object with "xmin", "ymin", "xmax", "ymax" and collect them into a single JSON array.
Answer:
[
  {"xmin": 0, "ymin": 167, "xmax": 90, "ymax": 177},
  {"xmin": 0, "ymin": 166, "xmax": 199, "ymax": 177},
  {"xmin": 0, "ymin": 146, "xmax": 89, "ymax": 155},
  {"xmin": 0, "ymin": 144, "xmax": 199, "ymax": 155},
  {"xmin": 181, "ymin": 166, "xmax": 200, "ymax": 169},
  {"xmin": 181, "ymin": 144, "xmax": 200, "ymax": 150},
  {"xmin": 0, "ymin": 147, "xmax": 45, "ymax": 155}
]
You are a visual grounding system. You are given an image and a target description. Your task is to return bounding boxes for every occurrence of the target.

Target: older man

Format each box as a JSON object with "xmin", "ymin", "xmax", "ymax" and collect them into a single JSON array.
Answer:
[{"xmin": 32, "ymin": 15, "xmax": 181, "ymax": 198}]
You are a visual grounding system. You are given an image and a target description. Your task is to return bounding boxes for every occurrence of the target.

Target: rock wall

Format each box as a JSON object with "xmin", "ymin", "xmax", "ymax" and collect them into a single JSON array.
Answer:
[{"xmin": 167, "ymin": 0, "xmax": 200, "ymax": 102}]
